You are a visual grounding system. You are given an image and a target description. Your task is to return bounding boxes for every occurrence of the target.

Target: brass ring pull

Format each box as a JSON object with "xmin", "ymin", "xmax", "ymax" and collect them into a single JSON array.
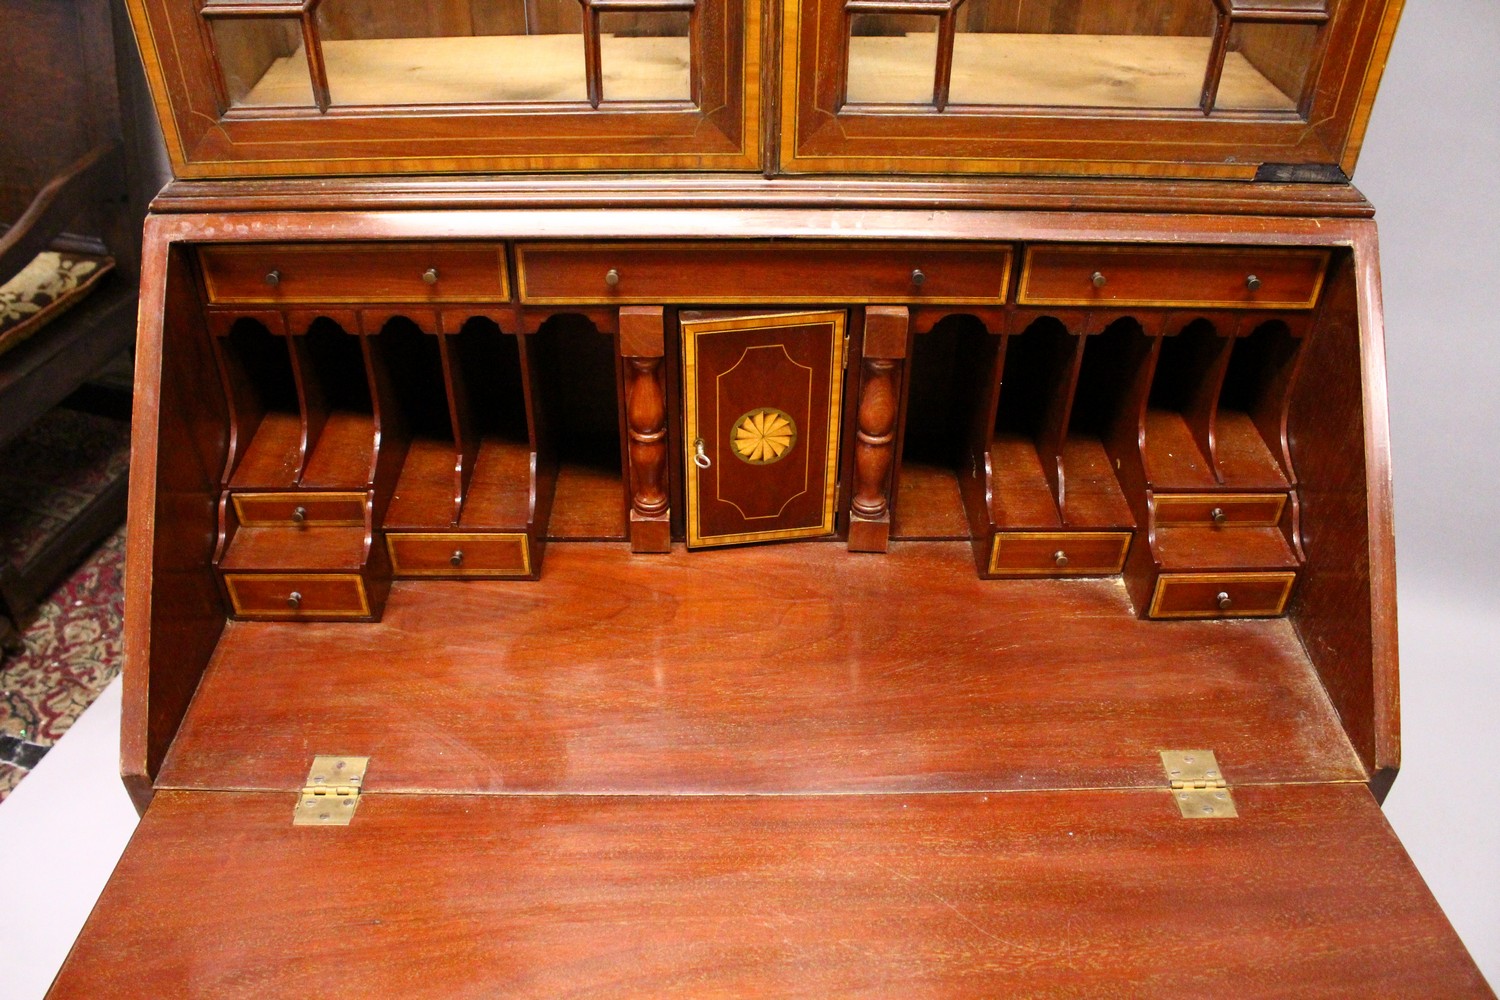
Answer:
[
  {"xmin": 287, "ymin": 591, "xmax": 303, "ymax": 610},
  {"xmin": 693, "ymin": 438, "xmax": 712, "ymax": 469}
]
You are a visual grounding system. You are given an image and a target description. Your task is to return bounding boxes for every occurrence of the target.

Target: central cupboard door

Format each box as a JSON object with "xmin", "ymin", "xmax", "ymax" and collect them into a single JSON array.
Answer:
[
  {"xmin": 127, "ymin": 0, "xmax": 762, "ymax": 176},
  {"xmin": 682, "ymin": 310, "xmax": 848, "ymax": 548}
]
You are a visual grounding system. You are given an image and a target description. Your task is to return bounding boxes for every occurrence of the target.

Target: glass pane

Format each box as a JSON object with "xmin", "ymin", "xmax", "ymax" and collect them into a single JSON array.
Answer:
[
  {"xmin": 600, "ymin": 11, "xmax": 692, "ymax": 102},
  {"xmin": 846, "ymin": 14, "xmax": 938, "ymax": 105},
  {"xmin": 208, "ymin": 16, "xmax": 313, "ymax": 108},
  {"xmin": 1215, "ymin": 21, "xmax": 1318, "ymax": 112},
  {"xmin": 948, "ymin": 1, "xmax": 1217, "ymax": 109},
  {"xmin": 314, "ymin": 0, "xmax": 589, "ymax": 106}
]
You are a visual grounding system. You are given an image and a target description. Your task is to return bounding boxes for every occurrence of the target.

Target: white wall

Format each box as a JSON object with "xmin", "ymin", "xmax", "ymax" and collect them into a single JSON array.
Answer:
[{"xmin": 1356, "ymin": 0, "xmax": 1500, "ymax": 985}]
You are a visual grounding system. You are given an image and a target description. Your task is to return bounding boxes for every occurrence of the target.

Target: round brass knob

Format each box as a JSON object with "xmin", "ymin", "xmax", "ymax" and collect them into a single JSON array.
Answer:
[
  {"xmin": 450, "ymin": 550, "xmax": 464, "ymax": 568},
  {"xmin": 1210, "ymin": 507, "xmax": 1227, "ymax": 526},
  {"xmin": 1216, "ymin": 591, "xmax": 1232, "ymax": 612},
  {"xmin": 911, "ymin": 268, "xmax": 927, "ymax": 287},
  {"xmin": 422, "ymin": 267, "xmax": 439, "ymax": 285},
  {"xmin": 1053, "ymin": 550, "xmax": 1069, "ymax": 568},
  {"xmin": 605, "ymin": 268, "xmax": 621, "ymax": 287},
  {"xmin": 1091, "ymin": 271, "xmax": 1107, "ymax": 289},
  {"xmin": 287, "ymin": 591, "xmax": 303, "ymax": 610},
  {"xmin": 264, "ymin": 269, "xmax": 281, "ymax": 287},
  {"xmin": 291, "ymin": 505, "xmax": 307, "ymax": 524},
  {"xmin": 1246, "ymin": 274, "xmax": 1262, "ymax": 292}
]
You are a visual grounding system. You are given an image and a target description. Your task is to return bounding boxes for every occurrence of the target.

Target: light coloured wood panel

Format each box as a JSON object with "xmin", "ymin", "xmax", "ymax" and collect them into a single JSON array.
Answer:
[
  {"xmin": 245, "ymin": 34, "xmax": 690, "ymax": 107},
  {"xmin": 846, "ymin": 34, "xmax": 1296, "ymax": 110}
]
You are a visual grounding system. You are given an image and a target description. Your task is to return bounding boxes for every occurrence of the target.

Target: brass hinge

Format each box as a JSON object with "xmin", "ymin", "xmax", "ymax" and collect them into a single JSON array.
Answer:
[
  {"xmin": 293, "ymin": 755, "xmax": 368, "ymax": 826},
  {"xmin": 1161, "ymin": 749, "xmax": 1237, "ymax": 819},
  {"xmin": 842, "ymin": 330, "xmax": 851, "ymax": 369}
]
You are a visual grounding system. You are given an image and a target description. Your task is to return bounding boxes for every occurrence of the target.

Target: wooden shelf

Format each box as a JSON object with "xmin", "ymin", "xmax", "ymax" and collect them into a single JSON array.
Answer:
[
  {"xmin": 245, "ymin": 34, "xmax": 690, "ymax": 108},
  {"xmin": 228, "ymin": 410, "xmax": 303, "ymax": 489},
  {"xmin": 160, "ymin": 541, "xmax": 1361, "ymax": 794},
  {"xmin": 1154, "ymin": 525, "xmax": 1298, "ymax": 572},
  {"xmin": 385, "ymin": 437, "xmax": 460, "ymax": 530},
  {"xmin": 458, "ymin": 436, "xmax": 534, "ymax": 532},
  {"xmin": 848, "ymin": 33, "xmax": 1299, "ymax": 110},
  {"xmin": 891, "ymin": 462, "xmax": 969, "ymax": 540},
  {"xmin": 300, "ymin": 410, "xmax": 375, "ymax": 488},
  {"xmin": 218, "ymin": 525, "xmax": 368, "ymax": 572}
]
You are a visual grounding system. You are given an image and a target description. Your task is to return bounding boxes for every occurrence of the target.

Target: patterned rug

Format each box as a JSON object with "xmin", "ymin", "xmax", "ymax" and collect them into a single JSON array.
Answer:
[{"xmin": 0, "ymin": 526, "xmax": 124, "ymax": 800}]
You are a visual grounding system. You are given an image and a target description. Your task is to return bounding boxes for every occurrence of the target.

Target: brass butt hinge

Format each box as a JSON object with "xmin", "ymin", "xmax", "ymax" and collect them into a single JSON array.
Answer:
[
  {"xmin": 1161, "ymin": 749, "xmax": 1237, "ymax": 819},
  {"xmin": 293, "ymin": 755, "xmax": 369, "ymax": 826},
  {"xmin": 842, "ymin": 330, "xmax": 851, "ymax": 369}
]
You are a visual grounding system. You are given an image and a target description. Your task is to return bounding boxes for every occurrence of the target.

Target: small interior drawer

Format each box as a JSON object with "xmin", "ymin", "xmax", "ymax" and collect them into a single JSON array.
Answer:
[
  {"xmin": 1154, "ymin": 493, "xmax": 1287, "ymax": 528},
  {"xmin": 516, "ymin": 242, "xmax": 1012, "ymax": 304},
  {"xmin": 232, "ymin": 492, "xmax": 367, "ymax": 527},
  {"xmin": 988, "ymin": 532, "xmax": 1131, "ymax": 577},
  {"xmin": 223, "ymin": 573, "xmax": 371, "ymax": 619},
  {"xmin": 199, "ymin": 244, "xmax": 508, "ymax": 305},
  {"xmin": 1018, "ymin": 246, "xmax": 1329, "ymax": 310},
  {"xmin": 1148, "ymin": 572, "xmax": 1296, "ymax": 619},
  {"xmin": 387, "ymin": 532, "xmax": 532, "ymax": 577}
]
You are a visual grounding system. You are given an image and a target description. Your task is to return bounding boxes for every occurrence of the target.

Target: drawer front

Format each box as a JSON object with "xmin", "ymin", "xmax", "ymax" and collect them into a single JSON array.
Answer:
[
  {"xmin": 1018, "ymin": 247, "xmax": 1329, "ymax": 310},
  {"xmin": 388, "ymin": 533, "xmax": 532, "ymax": 578},
  {"xmin": 200, "ymin": 245, "xmax": 508, "ymax": 305},
  {"xmin": 517, "ymin": 243, "xmax": 1012, "ymax": 305},
  {"xmin": 224, "ymin": 573, "xmax": 370, "ymax": 619},
  {"xmin": 1154, "ymin": 493, "xmax": 1287, "ymax": 528},
  {"xmin": 988, "ymin": 532, "xmax": 1131, "ymax": 577},
  {"xmin": 1149, "ymin": 572, "xmax": 1296, "ymax": 620},
  {"xmin": 232, "ymin": 492, "xmax": 367, "ymax": 527}
]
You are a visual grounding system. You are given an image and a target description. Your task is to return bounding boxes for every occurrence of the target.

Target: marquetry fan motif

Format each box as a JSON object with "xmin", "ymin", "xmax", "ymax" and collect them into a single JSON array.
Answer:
[{"xmin": 733, "ymin": 408, "xmax": 797, "ymax": 465}]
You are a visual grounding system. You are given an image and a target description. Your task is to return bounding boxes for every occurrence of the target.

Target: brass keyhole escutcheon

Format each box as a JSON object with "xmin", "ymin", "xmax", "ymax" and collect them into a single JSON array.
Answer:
[{"xmin": 732, "ymin": 408, "xmax": 798, "ymax": 465}]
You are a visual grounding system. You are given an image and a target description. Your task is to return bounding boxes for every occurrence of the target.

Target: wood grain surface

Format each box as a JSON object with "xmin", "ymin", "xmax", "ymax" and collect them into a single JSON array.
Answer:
[
  {"xmin": 48, "ymin": 783, "xmax": 1492, "ymax": 999},
  {"xmin": 156, "ymin": 540, "xmax": 1361, "ymax": 794}
]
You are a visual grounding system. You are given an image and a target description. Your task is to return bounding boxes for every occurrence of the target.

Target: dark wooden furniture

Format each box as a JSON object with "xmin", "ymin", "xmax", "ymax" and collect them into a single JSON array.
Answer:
[
  {"xmin": 49, "ymin": 0, "xmax": 1496, "ymax": 995},
  {"xmin": 0, "ymin": 0, "xmax": 159, "ymax": 649}
]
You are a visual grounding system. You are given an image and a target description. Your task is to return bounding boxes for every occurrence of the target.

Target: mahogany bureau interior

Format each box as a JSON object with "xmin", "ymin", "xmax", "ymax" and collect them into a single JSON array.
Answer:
[{"xmin": 44, "ymin": 0, "xmax": 1497, "ymax": 994}]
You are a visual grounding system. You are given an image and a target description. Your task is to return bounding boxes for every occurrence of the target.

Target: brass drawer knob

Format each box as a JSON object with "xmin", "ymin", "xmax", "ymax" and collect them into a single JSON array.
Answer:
[
  {"xmin": 1246, "ymin": 274, "xmax": 1262, "ymax": 292},
  {"xmin": 1216, "ymin": 591, "xmax": 1232, "ymax": 612},
  {"xmin": 450, "ymin": 550, "xmax": 464, "ymax": 567},
  {"xmin": 1053, "ymin": 550, "xmax": 1069, "ymax": 568},
  {"xmin": 911, "ymin": 268, "xmax": 926, "ymax": 287},
  {"xmin": 287, "ymin": 591, "xmax": 303, "ymax": 610},
  {"xmin": 422, "ymin": 267, "xmax": 439, "ymax": 285},
  {"xmin": 1091, "ymin": 271, "xmax": 1107, "ymax": 289},
  {"xmin": 1210, "ymin": 507, "xmax": 1227, "ymax": 526},
  {"xmin": 264, "ymin": 269, "xmax": 281, "ymax": 287},
  {"xmin": 605, "ymin": 268, "xmax": 621, "ymax": 287},
  {"xmin": 291, "ymin": 505, "xmax": 307, "ymax": 524}
]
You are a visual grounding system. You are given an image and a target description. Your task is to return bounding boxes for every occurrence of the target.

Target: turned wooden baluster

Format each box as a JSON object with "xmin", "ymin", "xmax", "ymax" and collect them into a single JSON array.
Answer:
[
  {"xmin": 620, "ymin": 306, "xmax": 671, "ymax": 552},
  {"xmin": 848, "ymin": 306, "xmax": 909, "ymax": 553}
]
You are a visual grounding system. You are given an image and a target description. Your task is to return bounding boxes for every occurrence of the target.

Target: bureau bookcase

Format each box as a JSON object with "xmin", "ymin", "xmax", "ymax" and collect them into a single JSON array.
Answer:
[{"xmin": 46, "ymin": 0, "xmax": 1496, "ymax": 995}]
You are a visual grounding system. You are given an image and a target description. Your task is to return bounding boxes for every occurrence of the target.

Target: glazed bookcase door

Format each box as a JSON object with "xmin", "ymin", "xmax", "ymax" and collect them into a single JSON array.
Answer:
[
  {"xmin": 127, "ymin": 0, "xmax": 761, "ymax": 175},
  {"xmin": 781, "ymin": 0, "xmax": 1404, "ymax": 179}
]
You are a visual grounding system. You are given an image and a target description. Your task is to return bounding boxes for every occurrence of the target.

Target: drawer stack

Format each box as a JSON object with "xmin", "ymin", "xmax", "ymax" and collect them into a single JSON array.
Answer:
[{"xmin": 965, "ymin": 244, "xmax": 1327, "ymax": 620}]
